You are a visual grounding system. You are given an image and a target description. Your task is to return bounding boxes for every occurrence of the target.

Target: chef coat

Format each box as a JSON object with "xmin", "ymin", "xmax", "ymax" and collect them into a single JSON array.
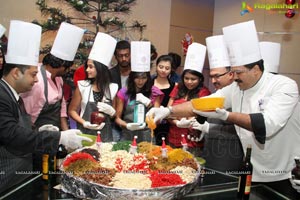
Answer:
[{"xmin": 214, "ymin": 72, "xmax": 300, "ymax": 182}]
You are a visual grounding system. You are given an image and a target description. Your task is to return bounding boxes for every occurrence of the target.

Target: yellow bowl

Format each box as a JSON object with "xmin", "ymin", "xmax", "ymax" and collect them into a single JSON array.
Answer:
[{"xmin": 191, "ymin": 97, "xmax": 225, "ymax": 111}]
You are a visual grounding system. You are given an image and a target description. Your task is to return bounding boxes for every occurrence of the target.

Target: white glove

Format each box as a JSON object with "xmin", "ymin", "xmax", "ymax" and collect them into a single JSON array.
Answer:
[
  {"xmin": 59, "ymin": 129, "xmax": 92, "ymax": 150},
  {"xmin": 191, "ymin": 121, "xmax": 210, "ymax": 141},
  {"xmin": 191, "ymin": 121, "xmax": 209, "ymax": 134},
  {"xmin": 136, "ymin": 93, "xmax": 151, "ymax": 107},
  {"xmin": 193, "ymin": 108, "xmax": 229, "ymax": 121},
  {"xmin": 83, "ymin": 121, "xmax": 105, "ymax": 130},
  {"xmin": 97, "ymin": 102, "xmax": 116, "ymax": 117},
  {"xmin": 176, "ymin": 118, "xmax": 193, "ymax": 128},
  {"xmin": 146, "ymin": 106, "xmax": 170, "ymax": 123},
  {"xmin": 126, "ymin": 123, "xmax": 146, "ymax": 131},
  {"xmin": 38, "ymin": 124, "xmax": 59, "ymax": 132}
]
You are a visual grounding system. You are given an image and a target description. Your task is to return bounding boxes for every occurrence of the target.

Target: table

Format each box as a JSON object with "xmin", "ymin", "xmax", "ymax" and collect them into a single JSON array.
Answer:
[{"xmin": 0, "ymin": 168, "xmax": 291, "ymax": 200}]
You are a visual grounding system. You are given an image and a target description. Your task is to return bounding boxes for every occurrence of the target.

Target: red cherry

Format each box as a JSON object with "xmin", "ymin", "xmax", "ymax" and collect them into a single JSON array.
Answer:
[
  {"xmin": 285, "ymin": 0, "xmax": 296, "ymax": 5},
  {"xmin": 285, "ymin": 9, "xmax": 296, "ymax": 18}
]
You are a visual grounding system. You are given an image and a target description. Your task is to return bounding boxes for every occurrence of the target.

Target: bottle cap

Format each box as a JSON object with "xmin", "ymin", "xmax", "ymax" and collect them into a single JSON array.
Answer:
[
  {"xmin": 96, "ymin": 131, "xmax": 102, "ymax": 143},
  {"xmin": 181, "ymin": 134, "xmax": 187, "ymax": 145},
  {"xmin": 162, "ymin": 137, "xmax": 166, "ymax": 149},
  {"xmin": 132, "ymin": 135, "xmax": 138, "ymax": 147}
]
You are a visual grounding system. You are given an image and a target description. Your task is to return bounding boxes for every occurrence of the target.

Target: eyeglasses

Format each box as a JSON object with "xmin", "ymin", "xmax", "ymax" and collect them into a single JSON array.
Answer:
[{"xmin": 209, "ymin": 71, "xmax": 229, "ymax": 79}]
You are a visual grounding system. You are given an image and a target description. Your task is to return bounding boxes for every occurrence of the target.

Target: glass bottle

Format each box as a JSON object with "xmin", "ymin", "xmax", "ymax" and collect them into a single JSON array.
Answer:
[
  {"xmin": 292, "ymin": 156, "xmax": 300, "ymax": 180},
  {"xmin": 56, "ymin": 144, "xmax": 68, "ymax": 170},
  {"xmin": 237, "ymin": 144, "xmax": 253, "ymax": 200},
  {"xmin": 91, "ymin": 111, "xmax": 105, "ymax": 125},
  {"xmin": 42, "ymin": 154, "xmax": 56, "ymax": 181}
]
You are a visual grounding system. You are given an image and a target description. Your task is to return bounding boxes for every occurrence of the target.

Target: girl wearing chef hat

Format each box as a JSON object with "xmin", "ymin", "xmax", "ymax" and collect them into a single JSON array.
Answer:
[
  {"xmin": 167, "ymin": 42, "xmax": 211, "ymax": 155},
  {"xmin": 68, "ymin": 32, "xmax": 118, "ymax": 142},
  {"xmin": 115, "ymin": 41, "xmax": 164, "ymax": 143}
]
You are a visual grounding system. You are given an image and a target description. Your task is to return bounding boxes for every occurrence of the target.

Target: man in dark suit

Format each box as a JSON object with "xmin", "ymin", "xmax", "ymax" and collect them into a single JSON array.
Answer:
[{"xmin": 0, "ymin": 20, "xmax": 90, "ymax": 194}]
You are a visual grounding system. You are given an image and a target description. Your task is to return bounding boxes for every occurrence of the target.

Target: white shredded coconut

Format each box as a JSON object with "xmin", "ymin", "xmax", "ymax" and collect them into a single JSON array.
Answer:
[
  {"xmin": 170, "ymin": 166, "xmax": 197, "ymax": 183},
  {"xmin": 110, "ymin": 172, "xmax": 152, "ymax": 189}
]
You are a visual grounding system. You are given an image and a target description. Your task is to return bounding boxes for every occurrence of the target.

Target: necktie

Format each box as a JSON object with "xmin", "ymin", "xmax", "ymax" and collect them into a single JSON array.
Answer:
[{"xmin": 18, "ymin": 97, "xmax": 27, "ymax": 114}]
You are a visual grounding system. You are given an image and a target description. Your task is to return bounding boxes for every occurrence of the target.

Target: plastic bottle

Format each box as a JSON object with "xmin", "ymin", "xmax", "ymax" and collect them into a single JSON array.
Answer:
[
  {"xmin": 134, "ymin": 101, "xmax": 145, "ymax": 124},
  {"xmin": 237, "ymin": 144, "xmax": 253, "ymax": 200}
]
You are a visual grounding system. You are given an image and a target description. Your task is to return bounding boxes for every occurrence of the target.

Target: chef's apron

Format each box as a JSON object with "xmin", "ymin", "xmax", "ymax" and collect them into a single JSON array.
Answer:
[
  {"xmin": 32, "ymin": 65, "xmax": 62, "ymax": 171},
  {"xmin": 202, "ymin": 114, "xmax": 244, "ymax": 172},
  {"xmin": 33, "ymin": 65, "xmax": 61, "ymax": 129},
  {"xmin": 77, "ymin": 87, "xmax": 113, "ymax": 142},
  {"xmin": 122, "ymin": 100, "xmax": 152, "ymax": 143},
  {"xmin": 0, "ymin": 80, "xmax": 33, "ymax": 193}
]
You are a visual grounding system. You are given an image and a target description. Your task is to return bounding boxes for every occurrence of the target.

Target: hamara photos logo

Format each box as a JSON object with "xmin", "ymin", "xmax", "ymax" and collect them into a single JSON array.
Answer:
[{"xmin": 241, "ymin": 1, "xmax": 299, "ymax": 16}]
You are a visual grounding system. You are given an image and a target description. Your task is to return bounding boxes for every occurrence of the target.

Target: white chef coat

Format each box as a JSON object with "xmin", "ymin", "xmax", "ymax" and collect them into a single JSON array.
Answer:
[
  {"xmin": 77, "ymin": 80, "xmax": 118, "ymax": 117},
  {"xmin": 214, "ymin": 72, "xmax": 300, "ymax": 182}
]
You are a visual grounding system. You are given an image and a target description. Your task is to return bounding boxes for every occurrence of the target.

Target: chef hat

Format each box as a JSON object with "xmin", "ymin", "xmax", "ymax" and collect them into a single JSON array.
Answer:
[
  {"xmin": 206, "ymin": 35, "xmax": 230, "ymax": 69},
  {"xmin": 259, "ymin": 42, "xmax": 281, "ymax": 73},
  {"xmin": 5, "ymin": 20, "xmax": 41, "ymax": 66},
  {"xmin": 222, "ymin": 20, "xmax": 261, "ymax": 66},
  {"xmin": 131, "ymin": 41, "xmax": 151, "ymax": 72},
  {"xmin": 184, "ymin": 42, "xmax": 206, "ymax": 73},
  {"xmin": 50, "ymin": 22, "xmax": 84, "ymax": 61},
  {"xmin": 0, "ymin": 24, "xmax": 6, "ymax": 38},
  {"xmin": 88, "ymin": 32, "xmax": 117, "ymax": 67}
]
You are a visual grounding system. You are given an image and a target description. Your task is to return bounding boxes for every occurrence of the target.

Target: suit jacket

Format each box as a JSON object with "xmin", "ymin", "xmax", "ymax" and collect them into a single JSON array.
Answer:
[
  {"xmin": 0, "ymin": 80, "xmax": 61, "ymax": 193},
  {"xmin": 0, "ymin": 81, "xmax": 60, "ymax": 154}
]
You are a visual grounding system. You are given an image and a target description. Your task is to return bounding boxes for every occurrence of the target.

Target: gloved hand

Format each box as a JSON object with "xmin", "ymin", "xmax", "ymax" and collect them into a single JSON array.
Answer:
[
  {"xmin": 97, "ymin": 102, "xmax": 116, "ymax": 117},
  {"xmin": 136, "ymin": 93, "xmax": 151, "ymax": 107},
  {"xmin": 176, "ymin": 118, "xmax": 193, "ymax": 128},
  {"xmin": 146, "ymin": 106, "xmax": 170, "ymax": 123},
  {"xmin": 83, "ymin": 121, "xmax": 105, "ymax": 130},
  {"xmin": 193, "ymin": 108, "xmax": 229, "ymax": 121},
  {"xmin": 191, "ymin": 121, "xmax": 210, "ymax": 141},
  {"xmin": 38, "ymin": 124, "xmax": 59, "ymax": 132},
  {"xmin": 126, "ymin": 123, "xmax": 146, "ymax": 131},
  {"xmin": 59, "ymin": 129, "xmax": 92, "ymax": 150},
  {"xmin": 191, "ymin": 121, "xmax": 209, "ymax": 133}
]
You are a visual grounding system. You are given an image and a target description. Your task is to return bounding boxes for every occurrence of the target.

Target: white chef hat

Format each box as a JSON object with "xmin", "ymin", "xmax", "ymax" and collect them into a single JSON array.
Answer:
[
  {"xmin": 131, "ymin": 41, "xmax": 151, "ymax": 72},
  {"xmin": 223, "ymin": 20, "xmax": 261, "ymax": 66},
  {"xmin": 50, "ymin": 22, "xmax": 84, "ymax": 61},
  {"xmin": 184, "ymin": 42, "xmax": 206, "ymax": 73},
  {"xmin": 0, "ymin": 24, "xmax": 6, "ymax": 38},
  {"xmin": 5, "ymin": 20, "xmax": 41, "ymax": 66},
  {"xmin": 259, "ymin": 42, "xmax": 281, "ymax": 73},
  {"xmin": 206, "ymin": 35, "xmax": 230, "ymax": 69},
  {"xmin": 88, "ymin": 32, "xmax": 117, "ymax": 67}
]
